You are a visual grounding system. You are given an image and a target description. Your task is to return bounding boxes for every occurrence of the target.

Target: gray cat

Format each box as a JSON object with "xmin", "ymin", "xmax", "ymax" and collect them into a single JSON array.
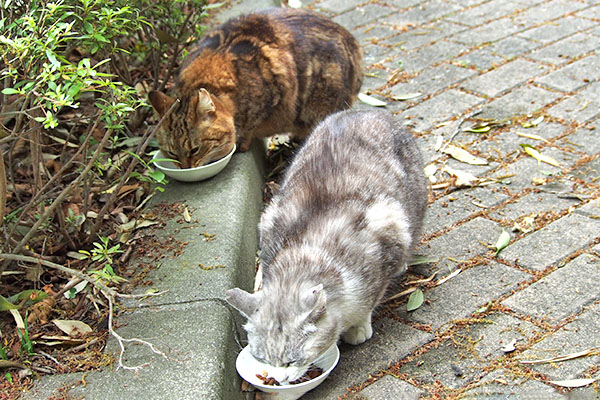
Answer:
[{"xmin": 226, "ymin": 110, "xmax": 427, "ymax": 383}]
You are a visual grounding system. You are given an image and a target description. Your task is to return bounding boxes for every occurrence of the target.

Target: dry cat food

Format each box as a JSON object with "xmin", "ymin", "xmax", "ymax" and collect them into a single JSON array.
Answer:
[{"xmin": 256, "ymin": 365, "xmax": 324, "ymax": 386}]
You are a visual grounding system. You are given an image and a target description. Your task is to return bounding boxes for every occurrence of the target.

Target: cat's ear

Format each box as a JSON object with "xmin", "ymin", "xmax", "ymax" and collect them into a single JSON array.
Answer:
[
  {"xmin": 301, "ymin": 284, "xmax": 326, "ymax": 313},
  {"xmin": 148, "ymin": 91, "xmax": 176, "ymax": 117},
  {"xmin": 197, "ymin": 88, "xmax": 216, "ymax": 114},
  {"xmin": 226, "ymin": 288, "xmax": 259, "ymax": 319}
]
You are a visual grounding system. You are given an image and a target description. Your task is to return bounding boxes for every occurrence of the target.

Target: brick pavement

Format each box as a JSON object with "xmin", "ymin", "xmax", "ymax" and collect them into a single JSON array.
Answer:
[{"xmin": 301, "ymin": 0, "xmax": 600, "ymax": 398}]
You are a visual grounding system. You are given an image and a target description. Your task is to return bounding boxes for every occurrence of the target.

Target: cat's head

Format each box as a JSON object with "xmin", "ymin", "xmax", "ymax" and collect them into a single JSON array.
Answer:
[
  {"xmin": 148, "ymin": 88, "xmax": 235, "ymax": 168},
  {"xmin": 226, "ymin": 283, "xmax": 338, "ymax": 383}
]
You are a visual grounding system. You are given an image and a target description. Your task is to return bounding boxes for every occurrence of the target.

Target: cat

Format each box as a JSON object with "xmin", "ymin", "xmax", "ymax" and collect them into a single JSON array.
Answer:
[
  {"xmin": 148, "ymin": 7, "xmax": 362, "ymax": 168},
  {"xmin": 226, "ymin": 110, "xmax": 428, "ymax": 383}
]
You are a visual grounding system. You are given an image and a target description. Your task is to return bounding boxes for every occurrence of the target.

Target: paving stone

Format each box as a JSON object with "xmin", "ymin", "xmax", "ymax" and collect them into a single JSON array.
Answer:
[
  {"xmin": 489, "ymin": 191, "xmax": 581, "ymax": 223},
  {"xmin": 396, "ymin": 40, "xmax": 467, "ymax": 74},
  {"xmin": 400, "ymin": 89, "xmax": 484, "ymax": 133},
  {"xmin": 402, "ymin": 260, "xmax": 530, "ymax": 330},
  {"xmin": 384, "ymin": 0, "xmax": 436, "ymax": 9},
  {"xmin": 520, "ymin": 302, "xmax": 600, "ymax": 380},
  {"xmin": 362, "ymin": 43, "xmax": 393, "ymax": 64},
  {"xmin": 547, "ymin": 81, "xmax": 600, "ymax": 123},
  {"xmin": 452, "ymin": 18, "xmax": 523, "ymax": 45},
  {"xmin": 518, "ymin": 16, "xmax": 597, "ymax": 44},
  {"xmin": 456, "ymin": 48, "xmax": 505, "ymax": 71},
  {"xmin": 502, "ymin": 253, "xmax": 600, "ymax": 323},
  {"xmin": 577, "ymin": 3, "xmax": 600, "ymax": 19},
  {"xmin": 380, "ymin": 0, "xmax": 462, "ymax": 27},
  {"xmin": 488, "ymin": 151, "xmax": 568, "ymax": 192},
  {"xmin": 529, "ymin": 32, "xmax": 600, "ymax": 66},
  {"xmin": 446, "ymin": 0, "xmax": 526, "ymax": 27},
  {"xmin": 460, "ymin": 369, "xmax": 565, "ymax": 399},
  {"xmin": 350, "ymin": 375, "xmax": 424, "ymax": 399},
  {"xmin": 478, "ymin": 84, "xmax": 562, "ymax": 120},
  {"xmin": 424, "ymin": 188, "xmax": 510, "ymax": 236},
  {"xmin": 560, "ymin": 121, "xmax": 600, "ymax": 156},
  {"xmin": 462, "ymin": 59, "xmax": 549, "ymax": 98},
  {"xmin": 333, "ymin": 4, "xmax": 394, "ymax": 29},
  {"xmin": 569, "ymin": 157, "xmax": 600, "ymax": 184},
  {"xmin": 500, "ymin": 213, "xmax": 600, "ymax": 271},
  {"xmin": 303, "ymin": 319, "xmax": 433, "ymax": 400},
  {"xmin": 314, "ymin": 0, "xmax": 365, "ymax": 14},
  {"xmin": 388, "ymin": 20, "xmax": 467, "ymax": 50},
  {"xmin": 474, "ymin": 121, "xmax": 567, "ymax": 161},
  {"xmin": 398, "ymin": 313, "xmax": 540, "ymax": 389},
  {"xmin": 535, "ymin": 54, "xmax": 600, "ymax": 92},
  {"xmin": 352, "ymin": 24, "xmax": 398, "ymax": 47},
  {"xmin": 391, "ymin": 62, "xmax": 476, "ymax": 98},
  {"xmin": 512, "ymin": 0, "xmax": 589, "ymax": 26},
  {"xmin": 458, "ymin": 37, "xmax": 541, "ymax": 71}
]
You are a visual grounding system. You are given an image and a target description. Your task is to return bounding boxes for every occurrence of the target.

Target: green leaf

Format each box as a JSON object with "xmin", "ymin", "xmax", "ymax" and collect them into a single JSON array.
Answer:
[
  {"xmin": 46, "ymin": 49, "xmax": 60, "ymax": 68},
  {"xmin": 0, "ymin": 295, "xmax": 19, "ymax": 311},
  {"xmin": 358, "ymin": 93, "xmax": 387, "ymax": 107},
  {"xmin": 494, "ymin": 229, "xmax": 510, "ymax": 256},
  {"xmin": 1, "ymin": 88, "xmax": 19, "ymax": 95},
  {"xmin": 520, "ymin": 144, "xmax": 561, "ymax": 167},
  {"xmin": 6, "ymin": 289, "xmax": 47, "ymax": 306},
  {"xmin": 392, "ymin": 92, "xmax": 422, "ymax": 101},
  {"xmin": 406, "ymin": 289, "xmax": 424, "ymax": 312},
  {"xmin": 408, "ymin": 255, "xmax": 440, "ymax": 266},
  {"xmin": 148, "ymin": 169, "xmax": 165, "ymax": 183}
]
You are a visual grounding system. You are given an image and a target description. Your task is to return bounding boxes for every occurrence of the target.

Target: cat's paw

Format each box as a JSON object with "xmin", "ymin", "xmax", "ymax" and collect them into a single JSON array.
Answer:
[{"xmin": 342, "ymin": 322, "xmax": 373, "ymax": 345}]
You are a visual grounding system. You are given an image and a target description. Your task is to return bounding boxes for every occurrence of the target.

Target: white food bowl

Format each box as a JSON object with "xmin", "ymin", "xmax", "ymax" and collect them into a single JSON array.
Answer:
[
  {"xmin": 235, "ymin": 344, "xmax": 340, "ymax": 400},
  {"xmin": 151, "ymin": 144, "xmax": 236, "ymax": 182}
]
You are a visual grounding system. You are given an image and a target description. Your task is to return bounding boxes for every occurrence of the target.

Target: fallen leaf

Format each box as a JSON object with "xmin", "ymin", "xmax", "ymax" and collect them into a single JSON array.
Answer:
[
  {"xmin": 501, "ymin": 338, "xmax": 517, "ymax": 353},
  {"xmin": 408, "ymin": 255, "xmax": 440, "ymax": 266},
  {"xmin": 183, "ymin": 206, "xmax": 191, "ymax": 222},
  {"xmin": 520, "ymin": 144, "xmax": 561, "ymax": 167},
  {"xmin": 358, "ymin": 93, "xmax": 387, "ymax": 107},
  {"xmin": 406, "ymin": 289, "xmax": 424, "ymax": 311},
  {"xmin": 494, "ymin": 230, "xmax": 510, "ymax": 256},
  {"xmin": 443, "ymin": 145, "xmax": 488, "ymax": 165},
  {"xmin": 521, "ymin": 115, "xmax": 544, "ymax": 128},
  {"xmin": 384, "ymin": 287, "xmax": 417, "ymax": 303},
  {"xmin": 0, "ymin": 295, "xmax": 18, "ymax": 311},
  {"xmin": 392, "ymin": 92, "xmax": 422, "ymax": 101},
  {"xmin": 520, "ymin": 347, "xmax": 600, "ymax": 365},
  {"xmin": 549, "ymin": 378, "xmax": 598, "ymax": 388},
  {"xmin": 442, "ymin": 166, "xmax": 479, "ymax": 187},
  {"xmin": 52, "ymin": 319, "xmax": 93, "ymax": 337},
  {"xmin": 514, "ymin": 131, "xmax": 550, "ymax": 143},
  {"xmin": 287, "ymin": 0, "xmax": 302, "ymax": 7},
  {"xmin": 435, "ymin": 269, "xmax": 462, "ymax": 286}
]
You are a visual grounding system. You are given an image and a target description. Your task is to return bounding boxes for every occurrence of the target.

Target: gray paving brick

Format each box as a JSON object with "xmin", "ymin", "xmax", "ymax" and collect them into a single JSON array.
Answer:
[
  {"xmin": 489, "ymin": 191, "xmax": 581, "ymax": 224},
  {"xmin": 500, "ymin": 212, "xmax": 600, "ymax": 271},
  {"xmin": 333, "ymin": 4, "xmax": 394, "ymax": 29},
  {"xmin": 547, "ymin": 81, "xmax": 600, "ymax": 123},
  {"xmin": 520, "ymin": 302, "xmax": 600, "ymax": 380},
  {"xmin": 401, "ymin": 89, "xmax": 484, "ymax": 133},
  {"xmin": 446, "ymin": 0, "xmax": 526, "ymax": 27},
  {"xmin": 576, "ymin": 3, "xmax": 600, "ymax": 19},
  {"xmin": 535, "ymin": 54, "xmax": 600, "ymax": 92},
  {"xmin": 529, "ymin": 32, "xmax": 600, "ymax": 66},
  {"xmin": 396, "ymin": 40, "xmax": 467, "ymax": 74},
  {"xmin": 512, "ymin": 0, "xmax": 589, "ymax": 26},
  {"xmin": 315, "ymin": 0, "xmax": 365, "ymax": 14},
  {"xmin": 380, "ymin": 0, "xmax": 462, "ymax": 27},
  {"xmin": 489, "ymin": 36, "xmax": 541, "ymax": 59},
  {"xmin": 456, "ymin": 48, "xmax": 505, "ymax": 71},
  {"xmin": 455, "ymin": 36, "xmax": 541, "ymax": 71},
  {"xmin": 389, "ymin": 20, "xmax": 467, "ymax": 50},
  {"xmin": 351, "ymin": 375, "xmax": 424, "ymax": 399},
  {"xmin": 398, "ymin": 313, "xmax": 538, "ymax": 389},
  {"xmin": 517, "ymin": 16, "xmax": 597, "ymax": 44},
  {"xmin": 571, "ymin": 157, "xmax": 600, "ymax": 185},
  {"xmin": 402, "ymin": 259, "xmax": 530, "ymax": 330},
  {"xmin": 391, "ymin": 62, "xmax": 476, "ymax": 99},
  {"xmin": 574, "ymin": 198, "xmax": 600, "ymax": 218},
  {"xmin": 452, "ymin": 18, "xmax": 523, "ymax": 45},
  {"xmin": 424, "ymin": 187, "xmax": 510, "ymax": 236},
  {"xmin": 559, "ymin": 120, "xmax": 600, "ymax": 156},
  {"xmin": 462, "ymin": 59, "xmax": 549, "ymax": 98},
  {"xmin": 303, "ymin": 319, "xmax": 433, "ymax": 400},
  {"xmin": 460, "ymin": 370, "xmax": 565, "ymax": 399},
  {"xmin": 478, "ymin": 84, "xmax": 562, "ymax": 120},
  {"xmin": 503, "ymin": 253, "xmax": 600, "ymax": 324},
  {"xmin": 474, "ymin": 121, "xmax": 567, "ymax": 160}
]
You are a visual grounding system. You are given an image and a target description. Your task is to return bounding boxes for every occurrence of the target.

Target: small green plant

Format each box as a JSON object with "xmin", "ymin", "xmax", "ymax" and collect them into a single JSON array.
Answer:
[
  {"xmin": 79, "ymin": 236, "xmax": 126, "ymax": 284},
  {"xmin": 17, "ymin": 317, "xmax": 35, "ymax": 356}
]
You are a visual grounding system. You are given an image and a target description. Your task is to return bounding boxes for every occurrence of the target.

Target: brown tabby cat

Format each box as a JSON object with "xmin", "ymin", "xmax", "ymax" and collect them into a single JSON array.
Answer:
[{"xmin": 148, "ymin": 7, "xmax": 362, "ymax": 168}]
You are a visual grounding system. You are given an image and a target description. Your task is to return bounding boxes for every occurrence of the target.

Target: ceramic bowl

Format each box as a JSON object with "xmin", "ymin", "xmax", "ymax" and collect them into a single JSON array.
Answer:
[
  {"xmin": 151, "ymin": 144, "xmax": 236, "ymax": 182},
  {"xmin": 235, "ymin": 344, "xmax": 340, "ymax": 400}
]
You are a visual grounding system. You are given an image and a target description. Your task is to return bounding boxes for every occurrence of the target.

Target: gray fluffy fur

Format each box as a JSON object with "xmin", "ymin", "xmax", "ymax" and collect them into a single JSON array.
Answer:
[{"xmin": 226, "ymin": 110, "xmax": 427, "ymax": 383}]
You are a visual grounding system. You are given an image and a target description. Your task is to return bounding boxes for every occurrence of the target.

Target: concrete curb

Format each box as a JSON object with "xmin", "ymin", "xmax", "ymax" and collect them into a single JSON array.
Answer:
[{"xmin": 22, "ymin": 140, "xmax": 266, "ymax": 400}]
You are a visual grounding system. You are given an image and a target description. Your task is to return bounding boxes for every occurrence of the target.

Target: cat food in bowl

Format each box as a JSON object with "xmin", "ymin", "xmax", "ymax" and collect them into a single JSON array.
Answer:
[
  {"xmin": 236, "ymin": 344, "xmax": 339, "ymax": 400},
  {"xmin": 151, "ymin": 144, "xmax": 236, "ymax": 182}
]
